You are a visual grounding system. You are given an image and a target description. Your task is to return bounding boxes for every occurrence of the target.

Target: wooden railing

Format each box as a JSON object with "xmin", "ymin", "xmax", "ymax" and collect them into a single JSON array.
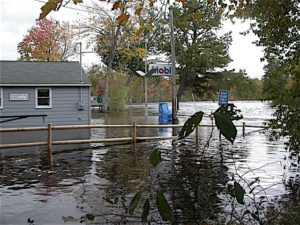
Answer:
[
  {"xmin": 0, "ymin": 123, "xmax": 181, "ymax": 149},
  {"xmin": 0, "ymin": 122, "xmax": 268, "ymax": 166},
  {"xmin": 0, "ymin": 122, "xmax": 268, "ymax": 149}
]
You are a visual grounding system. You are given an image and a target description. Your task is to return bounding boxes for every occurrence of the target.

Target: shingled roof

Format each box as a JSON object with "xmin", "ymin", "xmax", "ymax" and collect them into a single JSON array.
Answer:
[{"xmin": 0, "ymin": 61, "xmax": 90, "ymax": 86}]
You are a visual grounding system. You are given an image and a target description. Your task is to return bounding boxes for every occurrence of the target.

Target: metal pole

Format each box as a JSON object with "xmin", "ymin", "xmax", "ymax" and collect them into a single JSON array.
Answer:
[
  {"xmin": 79, "ymin": 42, "xmax": 82, "ymax": 82},
  {"xmin": 78, "ymin": 42, "xmax": 83, "ymax": 103},
  {"xmin": 170, "ymin": 9, "xmax": 177, "ymax": 124},
  {"xmin": 144, "ymin": 40, "xmax": 148, "ymax": 115}
]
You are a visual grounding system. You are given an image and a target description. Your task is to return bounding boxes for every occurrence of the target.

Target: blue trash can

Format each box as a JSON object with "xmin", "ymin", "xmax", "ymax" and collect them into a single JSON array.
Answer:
[{"xmin": 159, "ymin": 102, "xmax": 172, "ymax": 123}]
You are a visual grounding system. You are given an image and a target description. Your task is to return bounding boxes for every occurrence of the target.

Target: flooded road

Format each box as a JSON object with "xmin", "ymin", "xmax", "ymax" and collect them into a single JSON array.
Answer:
[{"xmin": 0, "ymin": 101, "xmax": 297, "ymax": 224}]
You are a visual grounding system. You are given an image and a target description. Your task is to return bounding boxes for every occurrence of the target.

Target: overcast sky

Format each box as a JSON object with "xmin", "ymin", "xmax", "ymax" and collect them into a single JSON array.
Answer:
[{"xmin": 0, "ymin": 0, "xmax": 266, "ymax": 79}]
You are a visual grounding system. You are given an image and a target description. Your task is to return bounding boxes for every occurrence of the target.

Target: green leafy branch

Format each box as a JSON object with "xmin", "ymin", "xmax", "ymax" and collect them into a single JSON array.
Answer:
[
  {"xmin": 127, "ymin": 104, "xmax": 244, "ymax": 222},
  {"xmin": 226, "ymin": 160, "xmax": 285, "ymax": 224},
  {"xmin": 179, "ymin": 103, "xmax": 243, "ymax": 143},
  {"xmin": 127, "ymin": 148, "xmax": 171, "ymax": 222}
]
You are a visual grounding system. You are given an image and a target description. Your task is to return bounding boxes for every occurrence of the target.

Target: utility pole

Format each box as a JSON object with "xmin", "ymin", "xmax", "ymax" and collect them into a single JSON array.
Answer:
[
  {"xmin": 75, "ymin": 42, "xmax": 97, "ymax": 104},
  {"xmin": 78, "ymin": 42, "xmax": 83, "ymax": 82},
  {"xmin": 144, "ymin": 39, "xmax": 148, "ymax": 116},
  {"xmin": 170, "ymin": 8, "xmax": 178, "ymax": 123}
]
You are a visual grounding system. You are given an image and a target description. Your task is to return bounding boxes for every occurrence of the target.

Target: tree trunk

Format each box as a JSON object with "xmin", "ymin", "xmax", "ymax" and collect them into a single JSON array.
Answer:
[
  {"xmin": 102, "ymin": 25, "xmax": 122, "ymax": 113},
  {"xmin": 176, "ymin": 77, "xmax": 187, "ymax": 111}
]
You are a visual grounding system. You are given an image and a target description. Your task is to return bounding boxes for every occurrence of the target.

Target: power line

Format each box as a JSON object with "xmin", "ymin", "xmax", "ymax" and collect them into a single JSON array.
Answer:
[{"xmin": 34, "ymin": 0, "xmax": 91, "ymax": 13}]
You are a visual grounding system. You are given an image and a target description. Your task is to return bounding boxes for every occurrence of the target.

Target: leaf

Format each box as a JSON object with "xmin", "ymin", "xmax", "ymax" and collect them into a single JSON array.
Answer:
[
  {"xmin": 112, "ymin": 1, "xmax": 121, "ymax": 10},
  {"xmin": 179, "ymin": 111, "xmax": 204, "ymax": 139},
  {"xmin": 150, "ymin": 149, "xmax": 161, "ymax": 167},
  {"xmin": 103, "ymin": 196, "xmax": 114, "ymax": 204},
  {"xmin": 249, "ymin": 177, "xmax": 260, "ymax": 186},
  {"xmin": 234, "ymin": 181, "xmax": 245, "ymax": 205},
  {"xmin": 27, "ymin": 217, "xmax": 34, "ymax": 224},
  {"xmin": 220, "ymin": 165, "xmax": 229, "ymax": 172},
  {"xmin": 39, "ymin": 0, "xmax": 62, "ymax": 19},
  {"xmin": 135, "ymin": 7, "xmax": 143, "ymax": 16},
  {"xmin": 141, "ymin": 199, "xmax": 150, "ymax": 222},
  {"xmin": 243, "ymin": 209, "xmax": 251, "ymax": 216},
  {"xmin": 116, "ymin": 13, "xmax": 129, "ymax": 25},
  {"xmin": 85, "ymin": 214, "xmax": 95, "ymax": 221},
  {"xmin": 207, "ymin": 0, "xmax": 214, "ymax": 4},
  {"xmin": 149, "ymin": 0, "xmax": 155, "ymax": 7},
  {"xmin": 156, "ymin": 191, "xmax": 172, "ymax": 221},
  {"xmin": 62, "ymin": 216, "xmax": 79, "ymax": 223},
  {"xmin": 192, "ymin": 11, "xmax": 203, "ymax": 21},
  {"xmin": 128, "ymin": 192, "xmax": 142, "ymax": 215},
  {"xmin": 135, "ymin": 27, "xmax": 143, "ymax": 37},
  {"xmin": 251, "ymin": 212, "xmax": 260, "ymax": 221},
  {"xmin": 214, "ymin": 111, "xmax": 237, "ymax": 143},
  {"xmin": 147, "ymin": 23, "xmax": 154, "ymax": 32},
  {"xmin": 114, "ymin": 197, "xmax": 118, "ymax": 204},
  {"xmin": 72, "ymin": 0, "xmax": 83, "ymax": 4}
]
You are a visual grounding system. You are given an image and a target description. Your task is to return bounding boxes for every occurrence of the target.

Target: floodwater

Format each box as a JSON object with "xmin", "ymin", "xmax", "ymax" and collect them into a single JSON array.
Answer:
[{"xmin": 0, "ymin": 101, "xmax": 298, "ymax": 224}]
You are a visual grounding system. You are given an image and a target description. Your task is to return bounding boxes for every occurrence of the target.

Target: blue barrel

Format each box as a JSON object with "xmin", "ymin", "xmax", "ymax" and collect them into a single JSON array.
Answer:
[{"xmin": 159, "ymin": 102, "xmax": 172, "ymax": 123}]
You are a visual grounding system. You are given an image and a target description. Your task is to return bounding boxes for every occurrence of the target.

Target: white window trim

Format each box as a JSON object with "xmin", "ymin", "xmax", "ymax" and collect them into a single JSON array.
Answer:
[
  {"xmin": 35, "ymin": 88, "xmax": 52, "ymax": 109},
  {"xmin": 0, "ymin": 88, "xmax": 3, "ymax": 109}
]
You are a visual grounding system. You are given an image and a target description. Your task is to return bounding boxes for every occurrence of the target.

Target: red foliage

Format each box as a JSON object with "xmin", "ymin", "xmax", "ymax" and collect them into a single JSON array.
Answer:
[{"xmin": 18, "ymin": 18, "xmax": 74, "ymax": 61}]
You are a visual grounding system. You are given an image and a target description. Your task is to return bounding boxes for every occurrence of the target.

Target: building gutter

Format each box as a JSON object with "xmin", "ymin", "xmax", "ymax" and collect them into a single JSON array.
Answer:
[{"xmin": 0, "ymin": 84, "xmax": 91, "ymax": 87}]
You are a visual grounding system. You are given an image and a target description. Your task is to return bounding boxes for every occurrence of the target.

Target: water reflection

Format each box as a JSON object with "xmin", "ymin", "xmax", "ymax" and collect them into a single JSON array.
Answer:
[
  {"xmin": 165, "ymin": 144, "xmax": 229, "ymax": 223},
  {"xmin": 1, "ymin": 101, "xmax": 298, "ymax": 224},
  {"xmin": 0, "ymin": 150, "xmax": 92, "ymax": 225}
]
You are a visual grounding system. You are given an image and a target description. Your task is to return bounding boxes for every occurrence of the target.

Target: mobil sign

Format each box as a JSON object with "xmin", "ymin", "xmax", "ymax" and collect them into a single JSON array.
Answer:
[{"xmin": 148, "ymin": 64, "xmax": 172, "ymax": 76}]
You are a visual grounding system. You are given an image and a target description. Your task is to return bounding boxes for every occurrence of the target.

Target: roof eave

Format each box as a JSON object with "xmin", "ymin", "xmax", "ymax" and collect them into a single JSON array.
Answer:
[{"xmin": 0, "ymin": 83, "xmax": 91, "ymax": 87}]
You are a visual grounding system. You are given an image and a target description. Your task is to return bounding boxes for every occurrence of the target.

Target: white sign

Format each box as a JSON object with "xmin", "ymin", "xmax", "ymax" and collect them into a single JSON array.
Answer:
[
  {"xmin": 149, "ymin": 64, "xmax": 172, "ymax": 76},
  {"xmin": 10, "ymin": 94, "xmax": 29, "ymax": 101}
]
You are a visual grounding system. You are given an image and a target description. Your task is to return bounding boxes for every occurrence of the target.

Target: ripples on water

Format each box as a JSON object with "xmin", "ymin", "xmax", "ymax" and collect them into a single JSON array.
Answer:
[{"xmin": 0, "ymin": 101, "xmax": 298, "ymax": 224}]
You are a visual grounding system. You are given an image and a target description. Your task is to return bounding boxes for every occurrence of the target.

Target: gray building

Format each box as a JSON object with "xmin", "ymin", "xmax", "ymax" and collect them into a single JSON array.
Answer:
[{"xmin": 0, "ymin": 61, "xmax": 91, "ymax": 154}]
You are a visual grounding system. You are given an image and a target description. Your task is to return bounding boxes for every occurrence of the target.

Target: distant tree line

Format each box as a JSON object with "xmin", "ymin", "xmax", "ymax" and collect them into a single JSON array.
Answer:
[{"xmin": 87, "ymin": 64, "xmax": 264, "ymax": 108}]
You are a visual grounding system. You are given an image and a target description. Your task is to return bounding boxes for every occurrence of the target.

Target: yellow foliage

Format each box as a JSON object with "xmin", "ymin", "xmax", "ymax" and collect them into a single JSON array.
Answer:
[
  {"xmin": 176, "ymin": 0, "xmax": 187, "ymax": 3},
  {"xmin": 192, "ymin": 11, "xmax": 203, "ymax": 21},
  {"xmin": 116, "ymin": 13, "xmax": 129, "ymax": 25},
  {"xmin": 72, "ymin": 0, "xmax": 83, "ymax": 4},
  {"xmin": 135, "ymin": 7, "xmax": 143, "ymax": 16}
]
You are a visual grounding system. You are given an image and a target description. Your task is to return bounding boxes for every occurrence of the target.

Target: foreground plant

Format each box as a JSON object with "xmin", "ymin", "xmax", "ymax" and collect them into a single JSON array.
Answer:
[{"xmin": 126, "ymin": 103, "xmax": 243, "ymax": 222}]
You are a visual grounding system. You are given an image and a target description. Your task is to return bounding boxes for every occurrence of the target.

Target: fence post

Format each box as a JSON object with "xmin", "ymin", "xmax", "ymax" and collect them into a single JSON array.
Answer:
[
  {"xmin": 132, "ymin": 121, "xmax": 137, "ymax": 144},
  {"xmin": 47, "ymin": 123, "xmax": 53, "ymax": 167},
  {"xmin": 242, "ymin": 122, "xmax": 246, "ymax": 137}
]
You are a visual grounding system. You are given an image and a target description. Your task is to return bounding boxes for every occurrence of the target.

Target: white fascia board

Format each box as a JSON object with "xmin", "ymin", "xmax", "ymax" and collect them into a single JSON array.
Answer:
[{"xmin": 0, "ymin": 83, "xmax": 91, "ymax": 87}]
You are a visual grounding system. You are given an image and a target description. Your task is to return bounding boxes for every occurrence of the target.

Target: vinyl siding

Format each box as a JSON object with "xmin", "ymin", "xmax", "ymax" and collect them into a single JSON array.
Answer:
[{"xmin": 0, "ymin": 86, "xmax": 91, "ymax": 128}]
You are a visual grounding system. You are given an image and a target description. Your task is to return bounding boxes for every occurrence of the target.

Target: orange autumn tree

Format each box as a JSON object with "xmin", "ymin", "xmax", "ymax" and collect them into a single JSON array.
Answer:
[{"xmin": 18, "ymin": 18, "xmax": 75, "ymax": 61}]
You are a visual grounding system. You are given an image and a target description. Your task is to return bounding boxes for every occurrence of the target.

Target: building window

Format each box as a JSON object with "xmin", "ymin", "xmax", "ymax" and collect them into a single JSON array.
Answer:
[
  {"xmin": 36, "ymin": 88, "xmax": 52, "ymax": 108},
  {"xmin": 0, "ymin": 88, "xmax": 3, "ymax": 109}
]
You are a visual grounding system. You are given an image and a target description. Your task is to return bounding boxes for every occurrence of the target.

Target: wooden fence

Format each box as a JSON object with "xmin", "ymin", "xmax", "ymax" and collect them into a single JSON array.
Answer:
[
  {"xmin": 0, "ymin": 122, "xmax": 268, "ymax": 148},
  {"xmin": 0, "ymin": 122, "xmax": 268, "ymax": 149},
  {"xmin": 0, "ymin": 122, "xmax": 267, "ymax": 166}
]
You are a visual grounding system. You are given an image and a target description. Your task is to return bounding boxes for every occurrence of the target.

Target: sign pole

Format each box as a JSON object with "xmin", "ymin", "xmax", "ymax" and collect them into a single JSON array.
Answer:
[
  {"xmin": 170, "ymin": 8, "xmax": 177, "ymax": 124},
  {"xmin": 144, "ymin": 40, "xmax": 148, "ymax": 116}
]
